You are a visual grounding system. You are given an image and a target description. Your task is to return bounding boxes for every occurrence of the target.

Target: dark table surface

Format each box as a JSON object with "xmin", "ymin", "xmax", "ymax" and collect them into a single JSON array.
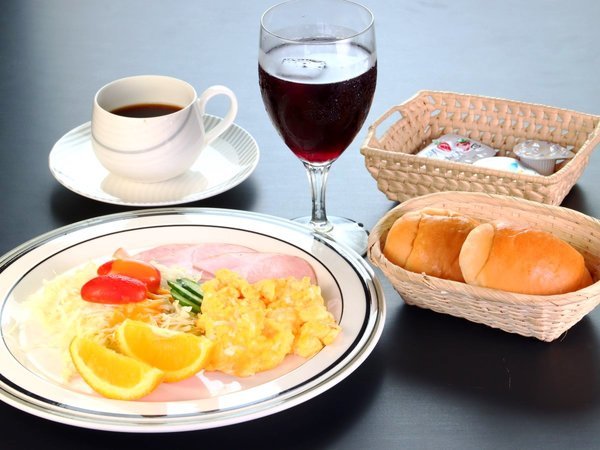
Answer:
[{"xmin": 1, "ymin": 0, "xmax": 599, "ymax": 448}]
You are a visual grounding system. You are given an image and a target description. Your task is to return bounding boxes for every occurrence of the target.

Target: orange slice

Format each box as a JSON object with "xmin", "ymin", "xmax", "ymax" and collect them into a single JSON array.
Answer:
[
  {"xmin": 69, "ymin": 336, "xmax": 164, "ymax": 400},
  {"xmin": 115, "ymin": 319, "xmax": 213, "ymax": 382}
]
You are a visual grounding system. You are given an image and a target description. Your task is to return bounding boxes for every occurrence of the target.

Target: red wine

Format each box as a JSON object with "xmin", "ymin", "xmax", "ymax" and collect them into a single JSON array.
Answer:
[{"xmin": 259, "ymin": 44, "xmax": 376, "ymax": 164}]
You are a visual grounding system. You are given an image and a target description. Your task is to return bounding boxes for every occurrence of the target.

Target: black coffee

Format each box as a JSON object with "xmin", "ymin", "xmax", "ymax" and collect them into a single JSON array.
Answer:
[{"xmin": 111, "ymin": 103, "xmax": 183, "ymax": 118}]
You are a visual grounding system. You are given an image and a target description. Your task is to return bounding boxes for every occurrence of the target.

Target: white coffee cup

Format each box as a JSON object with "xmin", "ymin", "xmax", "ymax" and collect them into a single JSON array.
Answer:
[{"xmin": 91, "ymin": 75, "xmax": 238, "ymax": 183}]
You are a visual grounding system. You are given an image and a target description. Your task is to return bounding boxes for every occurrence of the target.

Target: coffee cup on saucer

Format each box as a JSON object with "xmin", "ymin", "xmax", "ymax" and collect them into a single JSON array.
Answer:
[{"xmin": 91, "ymin": 75, "xmax": 238, "ymax": 183}]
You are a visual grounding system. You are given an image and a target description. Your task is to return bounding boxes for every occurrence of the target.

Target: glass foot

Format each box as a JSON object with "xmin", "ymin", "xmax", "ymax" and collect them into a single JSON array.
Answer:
[{"xmin": 292, "ymin": 215, "xmax": 369, "ymax": 256}]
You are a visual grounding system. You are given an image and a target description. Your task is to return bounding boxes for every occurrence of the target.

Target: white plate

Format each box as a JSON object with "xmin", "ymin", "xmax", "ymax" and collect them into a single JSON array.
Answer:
[
  {"xmin": 49, "ymin": 116, "xmax": 260, "ymax": 206},
  {"xmin": 0, "ymin": 208, "xmax": 385, "ymax": 433}
]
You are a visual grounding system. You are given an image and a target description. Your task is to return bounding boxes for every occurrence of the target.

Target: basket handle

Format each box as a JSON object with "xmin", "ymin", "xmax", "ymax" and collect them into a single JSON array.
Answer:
[
  {"xmin": 366, "ymin": 90, "xmax": 436, "ymax": 146},
  {"xmin": 580, "ymin": 117, "xmax": 600, "ymax": 156}
]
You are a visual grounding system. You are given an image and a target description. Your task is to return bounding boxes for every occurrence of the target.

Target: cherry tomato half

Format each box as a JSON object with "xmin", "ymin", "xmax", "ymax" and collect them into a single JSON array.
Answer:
[
  {"xmin": 81, "ymin": 274, "xmax": 147, "ymax": 304},
  {"xmin": 97, "ymin": 259, "xmax": 161, "ymax": 293}
]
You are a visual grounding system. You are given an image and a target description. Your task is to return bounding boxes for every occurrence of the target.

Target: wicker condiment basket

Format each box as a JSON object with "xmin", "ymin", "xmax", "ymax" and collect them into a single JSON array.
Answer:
[
  {"xmin": 367, "ymin": 191, "xmax": 600, "ymax": 341},
  {"xmin": 361, "ymin": 91, "xmax": 600, "ymax": 205}
]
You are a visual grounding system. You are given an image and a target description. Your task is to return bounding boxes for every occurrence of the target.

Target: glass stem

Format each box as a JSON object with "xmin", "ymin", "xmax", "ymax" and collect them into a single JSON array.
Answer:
[{"xmin": 303, "ymin": 161, "xmax": 334, "ymax": 234}]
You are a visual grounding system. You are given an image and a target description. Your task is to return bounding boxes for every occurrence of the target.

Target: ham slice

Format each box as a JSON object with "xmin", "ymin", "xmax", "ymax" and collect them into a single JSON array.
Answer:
[
  {"xmin": 134, "ymin": 243, "xmax": 256, "ymax": 272},
  {"xmin": 193, "ymin": 252, "xmax": 317, "ymax": 284},
  {"xmin": 132, "ymin": 243, "xmax": 317, "ymax": 284}
]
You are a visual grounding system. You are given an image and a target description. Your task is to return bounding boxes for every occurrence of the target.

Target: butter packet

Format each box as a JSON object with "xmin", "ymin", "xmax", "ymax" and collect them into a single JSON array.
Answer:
[{"xmin": 473, "ymin": 156, "xmax": 540, "ymax": 176}]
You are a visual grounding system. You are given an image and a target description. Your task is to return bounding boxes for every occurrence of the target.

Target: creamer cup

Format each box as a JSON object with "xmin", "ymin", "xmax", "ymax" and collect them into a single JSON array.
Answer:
[{"xmin": 513, "ymin": 140, "xmax": 574, "ymax": 176}]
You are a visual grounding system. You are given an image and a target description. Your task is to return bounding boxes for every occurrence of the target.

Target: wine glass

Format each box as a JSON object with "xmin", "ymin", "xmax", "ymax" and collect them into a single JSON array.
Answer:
[{"xmin": 259, "ymin": 0, "xmax": 377, "ymax": 255}]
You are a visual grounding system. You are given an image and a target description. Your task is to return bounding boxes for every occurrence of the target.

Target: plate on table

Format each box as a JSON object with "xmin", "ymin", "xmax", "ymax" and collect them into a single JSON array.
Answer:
[
  {"xmin": 0, "ymin": 208, "xmax": 385, "ymax": 432},
  {"xmin": 49, "ymin": 115, "xmax": 259, "ymax": 207}
]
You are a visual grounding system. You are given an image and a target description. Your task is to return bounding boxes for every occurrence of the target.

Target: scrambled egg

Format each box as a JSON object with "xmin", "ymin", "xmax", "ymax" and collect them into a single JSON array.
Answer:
[{"xmin": 197, "ymin": 269, "xmax": 341, "ymax": 377}]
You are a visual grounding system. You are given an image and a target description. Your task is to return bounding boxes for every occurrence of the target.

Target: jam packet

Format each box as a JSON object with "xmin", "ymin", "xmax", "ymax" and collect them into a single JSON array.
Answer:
[{"xmin": 416, "ymin": 134, "xmax": 497, "ymax": 164}]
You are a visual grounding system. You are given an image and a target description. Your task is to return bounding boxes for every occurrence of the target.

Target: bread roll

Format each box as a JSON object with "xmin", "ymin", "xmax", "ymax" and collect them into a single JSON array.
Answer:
[
  {"xmin": 459, "ymin": 220, "xmax": 593, "ymax": 295},
  {"xmin": 383, "ymin": 208, "xmax": 479, "ymax": 282}
]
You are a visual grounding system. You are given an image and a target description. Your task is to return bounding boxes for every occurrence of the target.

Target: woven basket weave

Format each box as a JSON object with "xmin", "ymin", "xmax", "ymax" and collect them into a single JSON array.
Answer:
[
  {"xmin": 368, "ymin": 191, "xmax": 600, "ymax": 341},
  {"xmin": 361, "ymin": 91, "xmax": 600, "ymax": 205}
]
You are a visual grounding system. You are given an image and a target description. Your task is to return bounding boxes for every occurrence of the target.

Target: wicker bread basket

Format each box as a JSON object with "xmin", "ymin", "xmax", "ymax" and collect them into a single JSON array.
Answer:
[
  {"xmin": 361, "ymin": 91, "xmax": 600, "ymax": 205},
  {"xmin": 367, "ymin": 191, "xmax": 600, "ymax": 341}
]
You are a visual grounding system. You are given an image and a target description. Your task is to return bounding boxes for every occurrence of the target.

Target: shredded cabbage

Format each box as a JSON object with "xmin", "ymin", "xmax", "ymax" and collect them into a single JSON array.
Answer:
[{"xmin": 20, "ymin": 262, "xmax": 197, "ymax": 380}]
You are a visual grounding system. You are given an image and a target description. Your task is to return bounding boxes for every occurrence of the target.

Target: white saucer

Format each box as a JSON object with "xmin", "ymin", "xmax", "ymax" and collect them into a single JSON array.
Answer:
[{"xmin": 49, "ymin": 115, "xmax": 260, "ymax": 206}]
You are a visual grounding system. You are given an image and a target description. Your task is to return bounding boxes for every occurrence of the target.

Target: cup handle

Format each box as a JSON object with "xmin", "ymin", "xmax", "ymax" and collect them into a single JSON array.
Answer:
[{"xmin": 196, "ymin": 85, "xmax": 238, "ymax": 146}]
